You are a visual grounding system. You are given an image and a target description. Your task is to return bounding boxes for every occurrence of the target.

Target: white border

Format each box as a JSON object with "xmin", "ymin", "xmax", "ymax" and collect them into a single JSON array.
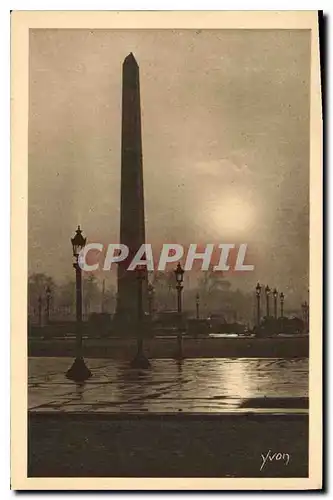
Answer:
[{"xmin": 6, "ymin": 6, "xmax": 327, "ymax": 496}]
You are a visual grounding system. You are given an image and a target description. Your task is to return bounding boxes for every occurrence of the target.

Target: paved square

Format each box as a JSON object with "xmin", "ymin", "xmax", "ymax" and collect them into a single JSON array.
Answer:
[{"xmin": 28, "ymin": 357, "xmax": 308, "ymax": 414}]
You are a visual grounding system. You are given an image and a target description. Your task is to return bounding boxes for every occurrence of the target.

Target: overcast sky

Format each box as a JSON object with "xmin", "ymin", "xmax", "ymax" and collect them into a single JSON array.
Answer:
[{"xmin": 28, "ymin": 29, "xmax": 310, "ymax": 305}]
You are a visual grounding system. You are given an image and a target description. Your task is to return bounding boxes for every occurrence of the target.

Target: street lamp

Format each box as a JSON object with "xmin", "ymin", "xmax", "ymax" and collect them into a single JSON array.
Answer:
[
  {"xmin": 280, "ymin": 292, "xmax": 285, "ymax": 318},
  {"xmin": 174, "ymin": 263, "xmax": 184, "ymax": 359},
  {"xmin": 273, "ymin": 288, "xmax": 278, "ymax": 320},
  {"xmin": 265, "ymin": 285, "xmax": 271, "ymax": 318},
  {"xmin": 195, "ymin": 292, "xmax": 200, "ymax": 320},
  {"xmin": 147, "ymin": 282, "xmax": 154, "ymax": 317},
  {"xmin": 255, "ymin": 282, "xmax": 261, "ymax": 326},
  {"xmin": 45, "ymin": 285, "xmax": 51, "ymax": 324},
  {"xmin": 66, "ymin": 226, "xmax": 92, "ymax": 382},
  {"xmin": 130, "ymin": 265, "xmax": 151, "ymax": 369},
  {"xmin": 38, "ymin": 295, "xmax": 42, "ymax": 327},
  {"xmin": 302, "ymin": 301, "xmax": 309, "ymax": 333}
]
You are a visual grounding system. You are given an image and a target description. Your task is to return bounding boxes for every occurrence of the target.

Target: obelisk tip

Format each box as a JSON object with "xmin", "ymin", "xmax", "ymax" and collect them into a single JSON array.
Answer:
[{"xmin": 123, "ymin": 52, "xmax": 138, "ymax": 66}]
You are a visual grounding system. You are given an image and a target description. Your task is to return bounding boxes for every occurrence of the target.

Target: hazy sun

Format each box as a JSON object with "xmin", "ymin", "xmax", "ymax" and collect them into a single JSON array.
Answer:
[{"xmin": 205, "ymin": 196, "xmax": 256, "ymax": 237}]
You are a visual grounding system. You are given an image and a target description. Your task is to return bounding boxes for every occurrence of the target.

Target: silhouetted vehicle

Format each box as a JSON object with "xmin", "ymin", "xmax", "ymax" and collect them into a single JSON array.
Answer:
[
  {"xmin": 224, "ymin": 322, "xmax": 246, "ymax": 334},
  {"xmin": 153, "ymin": 310, "xmax": 187, "ymax": 333},
  {"xmin": 255, "ymin": 316, "xmax": 306, "ymax": 338},
  {"xmin": 186, "ymin": 318, "xmax": 211, "ymax": 336},
  {"xmin": 208, "ymin": 314, "xmax": 246, "ymax": 334},
  {"xmin": 88, "ymin": 312, "xmax": 112, "ymax": 326},
  {"xmin": 207, "ymin": 313, "xmax": 226, "ymax": 332}
]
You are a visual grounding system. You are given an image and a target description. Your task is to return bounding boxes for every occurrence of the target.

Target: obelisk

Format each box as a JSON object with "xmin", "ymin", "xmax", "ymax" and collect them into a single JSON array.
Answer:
[{"xmin": 116, "ymin": 53, "xmax": 147, "ymax": 324}]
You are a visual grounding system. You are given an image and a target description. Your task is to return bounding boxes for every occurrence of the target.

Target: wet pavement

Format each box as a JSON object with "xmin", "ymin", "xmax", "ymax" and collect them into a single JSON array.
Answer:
[{"xmin": 28, "ymin": 357, "xmax": 308, "ymax": 414}]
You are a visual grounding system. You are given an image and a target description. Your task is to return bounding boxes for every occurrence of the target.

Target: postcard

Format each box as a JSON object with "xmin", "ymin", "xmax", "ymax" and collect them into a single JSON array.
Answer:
[{"xmin": 11, "ymin": 10, "xmax": 322, "ymax": 490}]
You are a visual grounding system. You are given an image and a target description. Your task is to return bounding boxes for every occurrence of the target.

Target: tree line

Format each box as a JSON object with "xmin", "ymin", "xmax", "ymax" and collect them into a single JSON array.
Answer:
[{"xmin": 28, "ymin": 271, "xmax": 255, "ymax": 325}]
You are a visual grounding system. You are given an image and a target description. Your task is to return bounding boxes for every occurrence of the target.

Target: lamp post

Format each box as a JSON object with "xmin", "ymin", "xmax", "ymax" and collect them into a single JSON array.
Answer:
[
  {"xmin": 302, "ymin": 301, "xmax": 309, "ymax": 333},
  {"xmin": 175, "ymin": 263, "xmax": 184, "ymax": 360},
  {"xmin": 130, "ymin": 266, "xmax": 151, "ymax": 369},
  {"xmin": 45, "ymin": 286, "xmax": 51, "ymax": 324},
  {"xmin": 255, "ymin": 282, "xmax": 261, "ymax": 327},
  {"xmin": 147, "ymin": 282, "xmax": 154, "ymax": 317},
  {"xmin": 280, "ymin": 292, "xmax": 285, "ymax": 318},
  {"xmin": 265, "ymin": 285, "xmax": 271, "ymax": 318},
  {"xmin": 38, "ymin": 295, "xmax": 42, "ymax": 326},
  {"xmin": 273, "ymin": 288, "xmax": 278, "ymax": 320},
  {"xmin": 66, "ymin": 226, "xmax": 92, "ymax": 382},
  {"xmin": 195, "ymin": 292, "xmax": 200, "ymax": 320},
  {"xmin": 101, "ymin": 278, "xmax": 105, "ymax": 313}
]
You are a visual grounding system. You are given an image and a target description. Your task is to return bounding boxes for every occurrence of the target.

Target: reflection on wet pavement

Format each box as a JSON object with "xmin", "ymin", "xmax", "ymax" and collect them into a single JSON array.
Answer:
[{"xmin": 28, "ymin": 357, "xmax": 308, "ymax": 414}]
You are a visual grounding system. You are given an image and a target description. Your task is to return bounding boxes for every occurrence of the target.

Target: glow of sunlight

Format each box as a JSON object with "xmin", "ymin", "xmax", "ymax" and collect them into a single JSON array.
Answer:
[{"xmin": 204, "ymin": 195, "xmax": 256, "ymax": 237}]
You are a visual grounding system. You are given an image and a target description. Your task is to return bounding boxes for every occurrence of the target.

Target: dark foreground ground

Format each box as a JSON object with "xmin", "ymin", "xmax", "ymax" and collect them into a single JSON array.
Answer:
[{"xmin": 28, "ymin": 413, "xmax": 308, "ymax": 478}]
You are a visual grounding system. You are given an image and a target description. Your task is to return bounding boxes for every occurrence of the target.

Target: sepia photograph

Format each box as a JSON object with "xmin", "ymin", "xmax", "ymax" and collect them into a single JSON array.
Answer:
[{"xmin": 11, "ymin": 11, "xmax": 322, "ymax": 490}]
